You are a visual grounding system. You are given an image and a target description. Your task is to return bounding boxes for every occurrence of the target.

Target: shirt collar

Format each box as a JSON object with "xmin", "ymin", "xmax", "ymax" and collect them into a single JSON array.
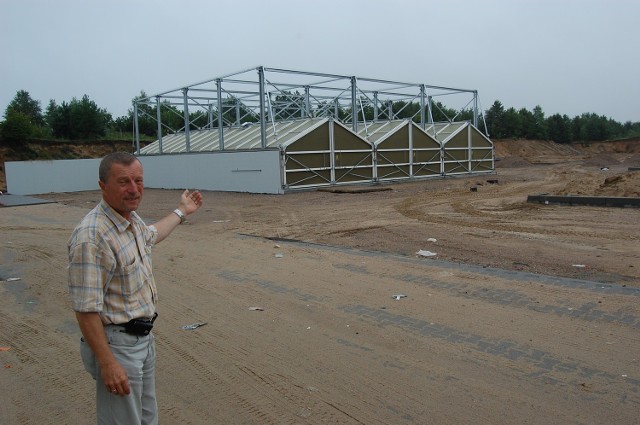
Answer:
[{"xmin": 99, "ymin": 199, "xmax": 140, "ymax": 233}]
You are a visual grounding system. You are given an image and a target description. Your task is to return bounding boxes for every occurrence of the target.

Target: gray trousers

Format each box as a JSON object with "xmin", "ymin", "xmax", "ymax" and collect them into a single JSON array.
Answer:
[{"xmin": 81, "ymin": 325, "xmax": 157, "ymax": 425}]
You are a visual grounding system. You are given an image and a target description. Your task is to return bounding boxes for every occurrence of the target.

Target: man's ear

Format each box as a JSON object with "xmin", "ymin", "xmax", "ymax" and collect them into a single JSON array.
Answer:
[{"xmin": 98, "ymin": 180, "xmax": 105, "ymax": 191}]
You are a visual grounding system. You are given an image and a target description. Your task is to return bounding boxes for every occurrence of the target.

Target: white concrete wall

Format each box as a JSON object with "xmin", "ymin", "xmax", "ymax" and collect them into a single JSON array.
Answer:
[
  {"xmin": 6, "ymin": 158, "xmax": 102, "ymax": 194},
  {"xmin": 5, "ymin": 150, "xmax": 283, "ymax": 195}
]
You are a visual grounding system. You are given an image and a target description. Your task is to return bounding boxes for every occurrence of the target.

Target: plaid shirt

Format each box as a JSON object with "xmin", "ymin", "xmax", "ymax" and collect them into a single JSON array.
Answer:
[{"xmin": 68, "ymin": 199, "xmax": 158, "ymax": 325}]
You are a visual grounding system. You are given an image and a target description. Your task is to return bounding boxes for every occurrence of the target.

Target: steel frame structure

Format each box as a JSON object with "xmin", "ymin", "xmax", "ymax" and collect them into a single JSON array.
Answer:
[{"xmin": 133, "ymin": 66, "xmax": 484, "ymax": 154}]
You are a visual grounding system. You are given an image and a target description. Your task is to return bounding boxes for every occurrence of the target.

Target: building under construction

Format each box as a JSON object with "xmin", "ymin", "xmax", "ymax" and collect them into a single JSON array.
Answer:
[{"xmin": 135, "ymin": 66, "xmax": 494, "ymax": 193}]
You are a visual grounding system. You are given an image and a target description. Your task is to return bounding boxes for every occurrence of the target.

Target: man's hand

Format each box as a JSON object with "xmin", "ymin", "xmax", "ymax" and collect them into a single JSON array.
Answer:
[
  {"xmin": 153, "ymin": 190, "xmax": 204, "ymax": 243},
  {"xmin": 179, "ymin": 189, "xmax": 203, "ymax": 216},
  {"xmin": 100, "ymin": 357, "xmax": 131, "ymax": 396},
  {"xmin": 75, "ymin": 312, "xmax": 131, "ymax": 396}
]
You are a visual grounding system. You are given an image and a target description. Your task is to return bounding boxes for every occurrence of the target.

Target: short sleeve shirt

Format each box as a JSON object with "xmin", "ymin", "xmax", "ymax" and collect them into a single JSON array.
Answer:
[{"xmin": 68, "ymin": 199, "xmax": 158, "ymax": 325}]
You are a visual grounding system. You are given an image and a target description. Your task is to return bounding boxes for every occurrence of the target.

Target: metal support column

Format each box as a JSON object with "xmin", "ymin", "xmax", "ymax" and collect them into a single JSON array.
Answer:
[
  {"xmin": 258, "ymin": 67, "xmax": 267, "ymax": 148},
  {"xmin": 473, "ymin": 91, "xmax": 478, "ymax": 127},
  {"xmin": 217, "ymin": 79, "xmax": 224, "ymax": 150},
  {"xmin": 182, "ymin": 88, "xmax": 191, "ymax": 152},
  {"xmin": 373, "ymin": 92, "xmax": 378, "ymax": 122},
  {"xmin": 409, "ymin": 119, "xmax": 414, "ymax": 177},
  {"xmin": 351, "ymin": 76, "xmax": 357, "ymax": 132},
  {"xmin": 134, "ymin": 102, "xmax": 140, "ymax": 154},
  {"xmin": 420, "ymin": 84, "xmax": 426, "ymax": 130},
  {"xmin": 304, "ymin": 86, "xmax": 310, "ymax": 118},
  {"xmin": 329, "ymin": 118, "xmax": 336, "ymax": 184},
  {"xmin": 156, "ymin": 96, "xmax": 163, "ymax": 154}
]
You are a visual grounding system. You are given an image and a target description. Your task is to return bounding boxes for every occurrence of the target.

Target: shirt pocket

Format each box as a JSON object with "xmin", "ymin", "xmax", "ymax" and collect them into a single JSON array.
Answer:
[{"xmin": 113, "ymin": 258, "xmax": 146, "ymax": 296}]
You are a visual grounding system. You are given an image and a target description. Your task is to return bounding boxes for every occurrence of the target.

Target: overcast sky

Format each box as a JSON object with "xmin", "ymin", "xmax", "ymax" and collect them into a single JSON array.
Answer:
[{"xmin": 1, "ymin": 0, "xmax": 639, "ymax": 123}]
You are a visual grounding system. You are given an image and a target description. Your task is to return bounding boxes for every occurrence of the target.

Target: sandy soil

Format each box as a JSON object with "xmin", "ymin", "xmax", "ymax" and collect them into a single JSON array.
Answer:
[{"xmin": 1, "ymin": 140, "xmax": 639, "ymax": 424}]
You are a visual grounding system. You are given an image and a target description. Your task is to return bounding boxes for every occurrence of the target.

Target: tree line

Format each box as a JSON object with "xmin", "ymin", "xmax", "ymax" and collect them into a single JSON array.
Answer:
[{"xmin": 1, "ymin": 89, "xmax": 639, "ymax": 149}]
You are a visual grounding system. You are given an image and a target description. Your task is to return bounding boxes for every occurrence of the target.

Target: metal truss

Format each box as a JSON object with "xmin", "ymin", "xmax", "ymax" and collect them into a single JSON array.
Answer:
[{"xmin": 134, "ymin": 66, "xmax": 483, "ymax": 154}]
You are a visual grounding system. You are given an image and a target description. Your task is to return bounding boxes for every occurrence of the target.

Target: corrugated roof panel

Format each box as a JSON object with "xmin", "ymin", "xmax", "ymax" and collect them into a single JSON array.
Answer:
[
  {"xmin": 140, "ymin": 119, "xmax": 478, "ymax": 157},
  {"xmin": 225, "ymin": 125, "xmax": 263, "ymax": 150},
  {"xmin": 189, "ymin": 130, "xmax": 219, "ymax": 151},
  {"xmin": 276, "ymin": 118, "xmax": 327, "ymax": 149},
  {"xmin": 356, "ymin": 120, "xmax": 406, "ymax": 145},
  {"xmin": 140, "ymin": 118, "xmax": 331, "ymax": 154},
  {"xmin": 424, "ymin": 122, "xmax": 466, "ymax": 142}
]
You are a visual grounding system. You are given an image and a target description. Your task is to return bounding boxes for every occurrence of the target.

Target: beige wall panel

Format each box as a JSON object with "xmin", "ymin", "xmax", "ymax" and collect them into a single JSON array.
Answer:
[
  {"xmin": 334, "ymin": 125, "xmax": 371, "ymax": 150},
  {"xmin": 286, "ymin": 170, "xmax": 332, "ymax": 186},
  {"xmin": 413, "ymin": 150, "xmax": 441, "ymax": 163},
  {"xmin": 287, "ymin": 124, "xmax": 330, "ymax": 152},
  {"xmin": 445, "ymin": 130, "xmax": 469, "ymax": 148},
  {"xmin": 444, "ymin": 149, "xmax": 468, "ymax": 161},
  {"xmin": 378, "ymin": 150, "xmax": 410, "ymax": 164},
  {"xmin": 286, "ymin": 153, "xmax": 330, "ymax": 169},
  {"xmin": 377, "ymin": 165, "xmax": 410, "ymax": 179},
  {"xmin": 413, "ymin": 164, "xmax": 440, "ymax": 176},
  {"xmin": 378, "ymin": 126, "xmax": 409, "ymax": 150},
  {"xmin": 335, "ymin": 152, "xmax": 372, "ymax": 166},
  {"xmin": 412, "ymin": 127, "xmax": 441, "ymax": 149},
  {"xmin": 444, "ymin": 161, "xmax": 469, "ymax": 173},
  {"xmin": 335, "ymin": 168, "xmax": 373, "ymax": 182}
]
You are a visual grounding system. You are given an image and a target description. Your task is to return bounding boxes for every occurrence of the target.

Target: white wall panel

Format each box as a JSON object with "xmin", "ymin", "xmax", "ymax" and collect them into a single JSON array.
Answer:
[
  {"xmin": 139, "ymin": 151, "xmax": 282, "ymax": 194},
  {"xmin": 6, "ymin": 158, "xmax": 102, "ymax": 194},
  {"xmin": 6, "ymin": 150, "xmax": 283, "ymax": 195}
]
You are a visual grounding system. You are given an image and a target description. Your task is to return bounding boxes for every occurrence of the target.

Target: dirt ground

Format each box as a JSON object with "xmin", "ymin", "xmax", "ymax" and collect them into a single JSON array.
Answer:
[{"xmin": 1, "ymin": 139, "xmax": 639, "ymax": 424}]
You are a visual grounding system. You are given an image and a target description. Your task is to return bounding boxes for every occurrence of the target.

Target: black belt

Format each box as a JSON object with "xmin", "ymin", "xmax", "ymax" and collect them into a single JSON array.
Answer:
[{"xmin": 117, "ymin": 313, "xmax": 158, "ymax": 336}]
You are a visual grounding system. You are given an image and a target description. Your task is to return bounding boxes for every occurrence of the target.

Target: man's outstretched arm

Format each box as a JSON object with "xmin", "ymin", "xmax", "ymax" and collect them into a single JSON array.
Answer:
[{"xmin": 152, "ymin": 189, "xmax": 203, "ymax": 243}]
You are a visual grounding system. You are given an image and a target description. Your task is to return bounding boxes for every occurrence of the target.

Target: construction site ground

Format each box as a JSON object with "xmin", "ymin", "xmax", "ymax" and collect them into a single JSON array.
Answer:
[{"xmin": 0, "ymin": 138, "xmax": 639, "ymax": 424}]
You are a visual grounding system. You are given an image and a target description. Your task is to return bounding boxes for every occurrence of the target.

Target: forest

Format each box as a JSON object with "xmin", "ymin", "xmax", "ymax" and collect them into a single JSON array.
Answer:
[{"xmin": 1, "ymin": 89, "xmax": 639, "ymax": 149}]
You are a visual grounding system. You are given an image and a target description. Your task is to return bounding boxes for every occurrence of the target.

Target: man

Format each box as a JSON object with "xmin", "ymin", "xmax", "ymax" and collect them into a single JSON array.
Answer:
[{"xmin": 68, "ymin": 152, "xmax": 202, "ymax": 424}]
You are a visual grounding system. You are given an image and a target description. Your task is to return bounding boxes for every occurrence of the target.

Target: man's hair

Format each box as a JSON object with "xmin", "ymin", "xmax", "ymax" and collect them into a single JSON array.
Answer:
[{"xmin": 99, "ymin": 152, "xmax": 140, "ymax": 183}]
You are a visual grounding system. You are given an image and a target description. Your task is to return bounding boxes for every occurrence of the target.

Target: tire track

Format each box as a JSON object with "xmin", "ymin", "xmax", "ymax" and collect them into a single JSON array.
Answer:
[{"xmin": 339, "ymin": 303, "xmax": 640, "ymax": 404}]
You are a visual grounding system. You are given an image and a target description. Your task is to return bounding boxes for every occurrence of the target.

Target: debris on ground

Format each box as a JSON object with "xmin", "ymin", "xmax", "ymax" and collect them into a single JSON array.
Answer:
[{"xmin": 181, "ymin": 322, "xmax": 207, "ymax": 330}]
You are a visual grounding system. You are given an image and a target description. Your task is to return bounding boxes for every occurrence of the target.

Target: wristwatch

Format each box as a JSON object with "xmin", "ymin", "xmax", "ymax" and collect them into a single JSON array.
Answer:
[{"xmin": 173, "ymin": 209, "xmax": 186, "ymax": 224}]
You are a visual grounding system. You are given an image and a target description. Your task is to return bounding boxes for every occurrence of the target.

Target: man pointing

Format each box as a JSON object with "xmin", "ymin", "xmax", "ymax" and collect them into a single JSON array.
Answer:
[{"xmin": 68, "ymin": 152, "xmax": 202, "ymax": 424}]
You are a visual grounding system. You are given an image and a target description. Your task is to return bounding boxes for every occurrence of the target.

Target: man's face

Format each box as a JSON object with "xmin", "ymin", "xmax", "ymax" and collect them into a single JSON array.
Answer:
[{"xmin": 98, "ymin": 160, "xmax": 144, "ymax": 218}]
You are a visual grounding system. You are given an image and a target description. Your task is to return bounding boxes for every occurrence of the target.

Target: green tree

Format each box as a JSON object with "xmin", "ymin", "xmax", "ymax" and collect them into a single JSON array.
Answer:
[
  {"xmin": 5, "ymin": 90, "xmax": 45, "ymax": 127},
  {"xmin": 484, "ymin": 101, "xmax": 505, "ymax": 138},
  {"xmin": 546, "ymin": 113, "xmax": 572, "ymax": 143},
  {"xmin": 160, "ymin": 100, "xmax": 189, "ymax": 132},
  {"xmin": 502, "ymin": 107, "xmax": 521, "ymax": 138},
  {"xmin": 390, "ymin": 100, "xmax": 422, "ymax": 121},
  {"xmin": 0, "ymin": 110, "xmax": 33, "ymax": 147},
  {"xmin": 572, "ymin": 113, "xmax": 611, "ymax": 141},
  {"xmin": 46, "ymin": 95, "xmax": 111, "ymax": 139},
  {"xmin": 69, "ymin": 95, "xmax": 112, "ymax": 139},
  {"xmin": 430, "ymin": 100, "xmax": 458, "ymax": 122},
  {"xmin": 532, "ymin": 105, "xmax": 547, "ymax": 139},
  {"xmin": 518, "ymin": 108, "xmax": 536, "ymax": 139},
  {"xmin": 188, "ymin": 110, "xmax": 208, "ymax": 130},
  {"xmin": 122, "ymin": 91, "xmax": 156, "ymax": 137},
  {"xmin": 456, "ymin": 108, "xmax": 475, "ymax": 123},
  {"xmin": 46, "ymin": 99, "xmax": 73, "ymax": 139}
]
